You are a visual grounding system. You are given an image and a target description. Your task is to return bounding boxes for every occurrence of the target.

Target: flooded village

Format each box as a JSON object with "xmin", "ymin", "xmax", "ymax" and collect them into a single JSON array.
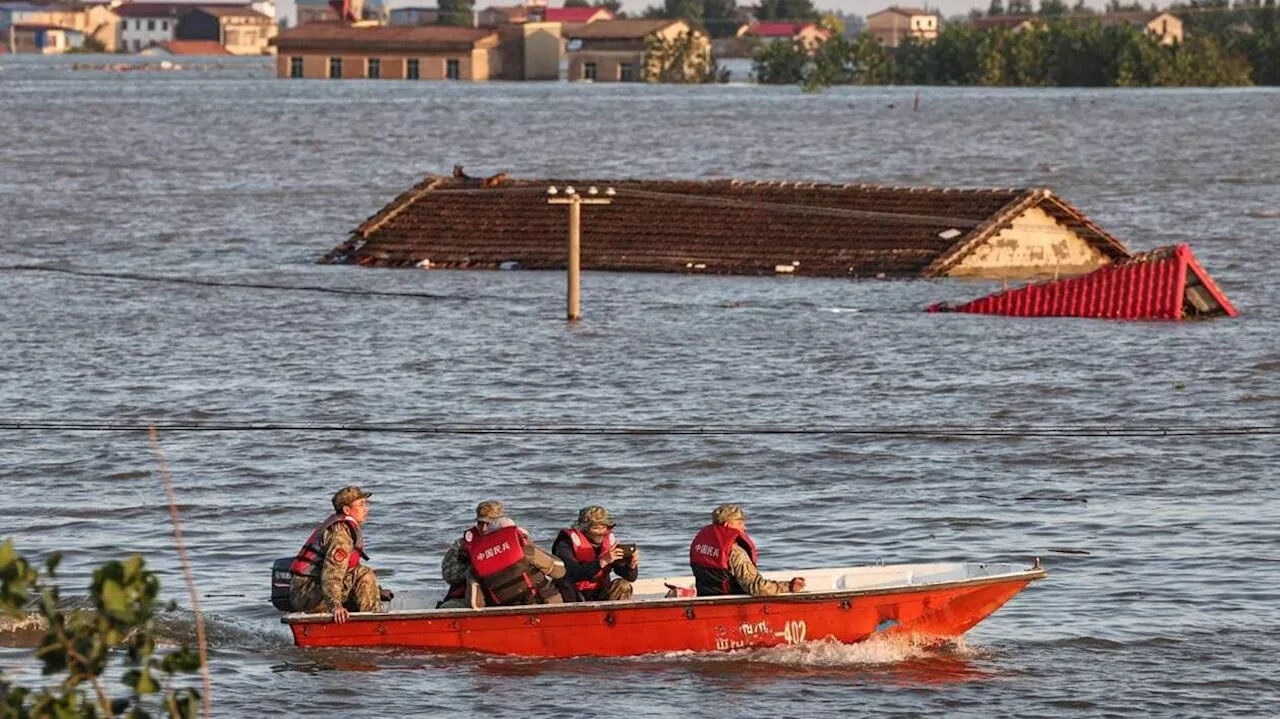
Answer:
[{"xmin": 1, "ymin": 0, "xmax": 1278, "ymax": 716}]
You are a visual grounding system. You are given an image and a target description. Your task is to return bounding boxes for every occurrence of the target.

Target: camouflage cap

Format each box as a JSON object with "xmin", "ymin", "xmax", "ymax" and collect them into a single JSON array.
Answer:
[
  {"xmin": 332, "ymin": 486, "xmax": 372, "ymax": 513},
  {"xmin": 711, "ymin": 504, "xmax": 747, "ymax": 525},
  {"xmin": 575, "ymin": 505, "xmax": 616, "ymax": 529},
  {"xmin": 475, "ymin": 500, "xmax": 505, "ymax": 521}
]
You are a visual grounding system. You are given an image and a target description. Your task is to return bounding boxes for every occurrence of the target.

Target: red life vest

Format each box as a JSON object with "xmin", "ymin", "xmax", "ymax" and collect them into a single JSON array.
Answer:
[
  {"xmin": 290, "ymin": 513, "xmax": 366, "ymax": 579},
  {"xmin": 556, "ymin": 527, "xmax": 616, "ymax": 594},
  {"xmin": 689, "ymin": 523, "xmax": 758, "ymax": 596},
  {"xmin": 467, "ymin": 525, "xmax": 558, "ymax": 606}
]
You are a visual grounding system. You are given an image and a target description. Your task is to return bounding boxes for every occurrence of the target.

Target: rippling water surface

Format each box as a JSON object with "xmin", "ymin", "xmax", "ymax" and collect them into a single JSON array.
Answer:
[{"xmin": 1, "ymin": 56, "xmax": 1277, "ymax": 716}]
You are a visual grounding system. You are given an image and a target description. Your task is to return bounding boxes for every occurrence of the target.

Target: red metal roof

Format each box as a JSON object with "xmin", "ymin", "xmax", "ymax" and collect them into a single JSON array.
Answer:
[
  {"xmin": 928, "ymin": 244, "xmax": 1237, "ymax": 320},
  {"xmin": 747, "ymin": 22, "xmax": 810, "ymax": 38},
  {"xmin": 543, "ymin": 6, "xmax": 612, "ymax": 23}
]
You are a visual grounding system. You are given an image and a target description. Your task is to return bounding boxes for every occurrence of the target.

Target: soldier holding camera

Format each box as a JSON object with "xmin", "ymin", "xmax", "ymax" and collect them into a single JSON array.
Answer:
[{"xmin": 552, "ymin": 506, "xmax": 638, "ymax": 602}]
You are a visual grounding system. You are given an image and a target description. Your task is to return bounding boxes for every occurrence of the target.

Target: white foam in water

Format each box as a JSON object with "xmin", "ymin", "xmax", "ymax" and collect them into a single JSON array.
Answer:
[
  {"xmin": 652, "ymin": 636, "xmax": 982, "ymax": 667},
  {"xmin": 819, "ymin": 307, "xmax": 861, "ymax": 314}
]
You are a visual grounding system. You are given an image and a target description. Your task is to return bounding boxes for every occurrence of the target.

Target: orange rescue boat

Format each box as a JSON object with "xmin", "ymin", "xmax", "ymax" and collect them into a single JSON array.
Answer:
[{"xmin": 282, "ymin": 561, "xmax": 1046, "ymax": 657}]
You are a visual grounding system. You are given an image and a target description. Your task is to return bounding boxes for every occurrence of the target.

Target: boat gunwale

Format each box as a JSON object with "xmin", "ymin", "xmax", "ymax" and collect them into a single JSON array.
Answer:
[{"xmin": 281, "ymin": 564, "xmax": 1046, "ymax": 626}]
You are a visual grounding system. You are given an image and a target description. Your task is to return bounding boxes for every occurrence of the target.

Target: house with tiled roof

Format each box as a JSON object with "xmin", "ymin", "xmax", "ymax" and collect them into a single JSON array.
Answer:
[
  {"xmin": 866, "ymin": 6, "xmax": 938, "ymax": 47},
  {"xmin": 565, "ymin": 19, "xmax": 707, "ymax": 82},
  {"xmin": 738, "ymin": 21, "xmax": 830, "ymax": 52},
  {"xmin": 323, "ymin": 174, "xmax": 1132, "ymax": 279},
  {"xmin": 1097, "ymin": 11, "xmax": 1182, "ymax": 45},
  {"xmin": 271, "ymin": 24, "xmax": 502, "ymax": 79}
]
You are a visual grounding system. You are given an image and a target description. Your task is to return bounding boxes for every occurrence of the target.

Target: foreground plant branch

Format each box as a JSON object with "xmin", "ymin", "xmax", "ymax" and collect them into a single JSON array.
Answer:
[{"xmin": 149, "ymin": 426, "xmax": 213, "ymax": 718}]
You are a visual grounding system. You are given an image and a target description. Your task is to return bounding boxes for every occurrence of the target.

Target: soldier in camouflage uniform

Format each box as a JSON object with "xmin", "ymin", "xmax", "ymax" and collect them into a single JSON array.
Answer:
[
  {"xmin": 437, "ymin": 500, "xmax": 505, "ymax": 608},
  {"xmin": 690, "ymin": 504, "xmax": 805, "ymax": 597},
  {"xmin": 552, "ymin": 506, "xmax": 638, "ymax": 602},
  {"xmin": 288, "ymin": 486, "xmax": 386, "ymax": 623}
]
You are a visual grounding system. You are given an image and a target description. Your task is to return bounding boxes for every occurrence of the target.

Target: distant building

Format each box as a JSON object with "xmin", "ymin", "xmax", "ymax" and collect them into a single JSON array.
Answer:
[
  {"xmin": 388, "ymin": 6, "xmax": 439, "ymax": 25},
  {"xmin": 2, "ymin": 1, "xmax": 121, "ymax": 51},
  {"xmin": 1097, "ymin": 11, "xmax": 1182, "ymax": 45},
  {"xmin": 114, "ymin": 3, "xmax": 184, "ymax": 53},
  {"xmin": 477, "ymin": 4, "xmax": 527, "ymax": 27},
  {"xmin": 738, "ymin": 21, "xmax": 830, "ymax": 52},
  {"xmin": 10, "ymin": 22, "xmax": 83, "ymax": 53},
  {"xmin": 272, "ymin": 24, "xmax": 501, "ymax": 79},
  {"xmin": 296, "ymin": 0, "xmax": 379, "ymax": 25},
  {"xmin": 866, "ymin": 6, "xmax": 938, "ymax": 47},
  {"xmin": 565, "ymin": 19, "xmax": 707, "ymax": 82},
  {"xmin": 971, "ymin": 11, "xmax": 1183, "ymax": 45},
  {"xmin": 970, "ymin": 14, "xmax": 1040, "ymax": 33},
  {"xmin": 179, "ymin": 5, "xmax": 275, "ymax": 55}
]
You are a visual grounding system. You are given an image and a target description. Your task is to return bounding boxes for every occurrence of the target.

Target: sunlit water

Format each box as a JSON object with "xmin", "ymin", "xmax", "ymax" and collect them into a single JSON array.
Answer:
[{"xmin": 1, "ymin": 56, "xmax": 1277, "ymax": 716}]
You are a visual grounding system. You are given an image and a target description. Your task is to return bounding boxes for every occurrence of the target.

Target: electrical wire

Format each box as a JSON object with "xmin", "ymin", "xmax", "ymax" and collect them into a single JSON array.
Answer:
[{"xmin": 1, "ymin": 420, "xmax": 1275, "ymax": 437}]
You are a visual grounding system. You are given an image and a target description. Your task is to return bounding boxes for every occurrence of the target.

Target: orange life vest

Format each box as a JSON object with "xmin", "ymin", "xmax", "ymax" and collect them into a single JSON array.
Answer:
[
  {"xmin": 689, "ymin": 523, "xmax": 758, "ymax": 596},
  {"xmin": 290, "ymin": 513, "xmax": 366, "ymax": 579},
  {"xmin": 557, "ymin": 527, "xmax": 616, "ymax": 594},
  {"xmin": 467, "ymin": 525, "xmax": 558, "ymax": 606}
]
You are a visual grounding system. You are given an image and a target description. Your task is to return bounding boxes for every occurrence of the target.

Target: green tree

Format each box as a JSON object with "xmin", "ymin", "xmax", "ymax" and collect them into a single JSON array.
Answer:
[
  {"xmin": 0, "ymin": 541, "xmax": 205, "ymax": 718},
  {"xmin": 751, "ymin": 38, "xmax": 810, "ymax": 83},
  {"xmin": 644, "ymin": 31, "xmax": 729, "ymax": 82},
  {"xmin": 437, "ymin": 0, "xmax": 474, "ymax": 26},
  {"xmin": 1038, "ymin": 0, "xmax": 1067, "ymax": 17},
  {"xmin": 988, "ymin": 0, "xmax": 1005, "ymax": 16},
  {"xmin": 756, "ymin": 0, "xmax": 819, "ymax": 21}
]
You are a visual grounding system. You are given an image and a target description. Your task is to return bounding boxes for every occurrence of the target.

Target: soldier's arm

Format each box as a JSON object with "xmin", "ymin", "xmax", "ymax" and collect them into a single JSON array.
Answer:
[
  {"xmin": 727, "ymin": 544, "xmax": 791, "ymax": 597},
  {"xmin": 441, "ymin": 539, "xmax": 469, "ymax": 586},
  {"xmin": 320, "ymin": 525, "xmax": 357, "ymax": 611},
  {"xmin": 527, "ymin": 542, "xmax": 567, "ymax": 580}
]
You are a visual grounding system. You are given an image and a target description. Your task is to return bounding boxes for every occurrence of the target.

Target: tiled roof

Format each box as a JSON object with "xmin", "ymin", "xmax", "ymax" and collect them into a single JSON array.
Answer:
[
  {"xmin": 747, "ymin": 22, "xmax": 808, "ymax": 38},
  {"xmin": 971, "ymin": 14, "xmax": 1036, "ymax": 30},
  {"xmin": 195, "ymin": 4, "xmax": 271, "ymax": 18},
  {"xmin": 272, "ymin": 23, "xmax": 496, "ymax": 51},
  {"xmin": 543, "ymin": 6, "xmax": 611, "ymax": 23},
  {"xmin": 565, "ymin": 19, "xmax": 680, "ymax": 40},
  {"xmin": 113, "ymin": 2, "xmax": 250, "ymax": 17},
  {"xmin": 324, "ymin": 176, "xmax": 1131, "ymax": 277},
  {"xmin": 870, "ymin": 6, "xmax": 933, "ymax": 17},
  {"xmin": 157, "ymin": 39, "xmax": 231, "ymax": 53}
]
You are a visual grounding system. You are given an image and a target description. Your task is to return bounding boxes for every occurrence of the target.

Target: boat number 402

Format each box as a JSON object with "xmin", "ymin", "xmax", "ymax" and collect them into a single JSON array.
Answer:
[{"xmin": 779, "ymin": 620, "xmax": 807, "ymax": 645}]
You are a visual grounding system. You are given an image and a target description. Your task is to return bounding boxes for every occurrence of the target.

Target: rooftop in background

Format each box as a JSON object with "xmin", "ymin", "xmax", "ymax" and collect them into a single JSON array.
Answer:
[
  {"xmin": 564, "ymin": 19, "xmax": 682, "ymax": 40},
  {"xmin": 324, "ymin": 174, "xmax": 1132, "ymax": 280},
  {"xmin": 272, "ymin": 23, "xmax": 496, "ymax": 51}
]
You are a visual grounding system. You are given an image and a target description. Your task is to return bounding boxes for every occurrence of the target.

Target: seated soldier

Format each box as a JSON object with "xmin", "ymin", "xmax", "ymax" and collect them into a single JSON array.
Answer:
[
  {"xmin": 467, "ymin": 514, "xmax": 566, "ymax": 607},
  {"xmin": 689, "ymin": 504, "xmax": 805, "ymax": 597},
  {"xmin": 288, "ymin": 486, "xmax": 390, "ymax": 623},
  {"xmin": 438, "ymin": 500, "xmax": 504, "ymax": 608},
  {"xmin": 551, "ymin": 506, "xmax": 638, "ymax": 602}
]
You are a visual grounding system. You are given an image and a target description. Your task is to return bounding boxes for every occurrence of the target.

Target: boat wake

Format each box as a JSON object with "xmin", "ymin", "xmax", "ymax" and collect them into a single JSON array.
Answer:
[{"xmin": 652, "ymin": 635, "xmax": 984, "ymax": 668}]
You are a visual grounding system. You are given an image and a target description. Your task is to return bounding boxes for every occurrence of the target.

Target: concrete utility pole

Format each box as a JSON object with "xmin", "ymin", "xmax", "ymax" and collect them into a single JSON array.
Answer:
[{"xmin": 547, "ymin": 185, "xmax": 614, "ymax": 322}]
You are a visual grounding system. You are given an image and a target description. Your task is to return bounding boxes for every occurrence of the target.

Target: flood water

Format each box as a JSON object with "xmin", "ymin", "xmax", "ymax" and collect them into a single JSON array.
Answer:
[{"xmin": 1, "ymin": 56, "xmax": 1277, "ymax": 716}]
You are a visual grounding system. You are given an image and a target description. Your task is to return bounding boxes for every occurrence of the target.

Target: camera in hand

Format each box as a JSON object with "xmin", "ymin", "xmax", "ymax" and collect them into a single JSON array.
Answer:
[{"xmin": 618, "ymin": 543, "xmax": 637, "ymax": 559}]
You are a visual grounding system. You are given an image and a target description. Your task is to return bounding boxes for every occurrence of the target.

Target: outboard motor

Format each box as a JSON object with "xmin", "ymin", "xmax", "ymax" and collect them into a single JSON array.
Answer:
[{"xmin": 271, "ymin": 557, "xmax": 294, "ymax": 611}]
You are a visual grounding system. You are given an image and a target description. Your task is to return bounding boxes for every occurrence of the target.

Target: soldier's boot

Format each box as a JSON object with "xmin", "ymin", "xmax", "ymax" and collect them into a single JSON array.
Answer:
[{"xmin": 606, "ymin": 578, "xmax": 634, "ymax": 601}]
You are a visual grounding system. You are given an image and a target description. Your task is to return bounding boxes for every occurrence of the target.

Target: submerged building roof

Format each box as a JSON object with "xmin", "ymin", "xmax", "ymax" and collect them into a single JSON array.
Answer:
[{"xmin": 324, "ymin": 175, "xmax": 1132, "ymax": 279}]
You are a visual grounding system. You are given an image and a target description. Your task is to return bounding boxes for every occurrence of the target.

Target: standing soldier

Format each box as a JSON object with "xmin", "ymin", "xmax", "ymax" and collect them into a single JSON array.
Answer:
[
  {"xmin": 689, "ymin": 504, "xmax": 805, "ymax": 597},
  {"xmin": 551, "ymin": 506, "xmax": 638, "ymax": 602},
  {"xmin": 289, "ymin": 486, "xmax": 386, "ymax": 623},
  {"xmin": 437, "ymin": 500, "xmax": 505, "ymax": 608}
]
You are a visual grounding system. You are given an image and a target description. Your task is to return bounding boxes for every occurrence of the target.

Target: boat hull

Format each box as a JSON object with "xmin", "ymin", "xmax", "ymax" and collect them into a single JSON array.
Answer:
[{"xmin": 285, "ymin": 569, "xmax": 1042, "ymax": 657}]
